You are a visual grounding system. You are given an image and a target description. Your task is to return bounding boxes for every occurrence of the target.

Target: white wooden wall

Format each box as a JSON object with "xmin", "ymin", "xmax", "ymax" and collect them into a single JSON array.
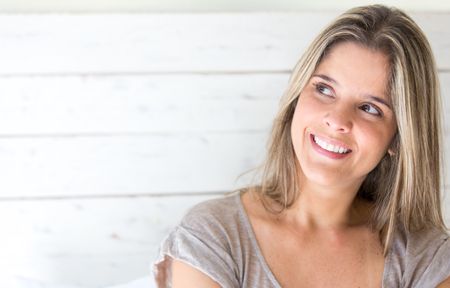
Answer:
[{"xmin": 0, "ymin": 12, "xmax": 449, "ymax": 288}]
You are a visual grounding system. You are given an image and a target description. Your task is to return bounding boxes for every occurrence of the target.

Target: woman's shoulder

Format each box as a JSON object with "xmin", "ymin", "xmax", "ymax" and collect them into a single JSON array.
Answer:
[
  {"xmin": 388, "ymin": 224, "xmax": 450, "ymax": 287},
  {"xmin": 404, "ymin": 225, "xmax": 449, "ymax": 253},
  {"xmin": 179, "ymin": 191, "xmax": 243, "ymax": 230},
  {"xmin": 153, "ymin": 190, "xmax": 250, "ymax": 288}
]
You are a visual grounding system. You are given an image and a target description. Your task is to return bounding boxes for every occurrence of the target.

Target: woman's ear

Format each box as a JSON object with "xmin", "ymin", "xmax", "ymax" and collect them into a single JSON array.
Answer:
[{"xmin": 387, "ymin": 133, "xmax": 399, "ymax": 157}]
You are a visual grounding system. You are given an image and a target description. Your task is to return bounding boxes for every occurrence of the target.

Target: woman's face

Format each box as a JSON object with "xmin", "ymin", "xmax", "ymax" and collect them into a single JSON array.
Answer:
[{"xmin": 291, "ymin": 41, "xmax": 397, "ymax": 190}]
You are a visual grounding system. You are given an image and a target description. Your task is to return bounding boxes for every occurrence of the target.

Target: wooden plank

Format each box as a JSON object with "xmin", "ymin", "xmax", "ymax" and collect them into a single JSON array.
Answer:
[
  {"xmin": 441, "ymin": 73, "xmax": 450, "ymax": 131},
  {"xmin": 0, "ymin": 74, "xmax": 286, "ymax": 135},
  {"xmin": 0, "ymin": 72, "xmax": 449, "ymax": 135},
  {"xmin": 0, "ymin": 133, "xmax": 266, "ymax": 198},
  {"xmin": 0, "ymin": 129, "xmax": 449, "ymax": 199},
  {"xmin": 410, "ymin": 13, "xmax": 450, "ymax": 71},
  {"xmin": 0, "ymin": 194, "xmax": 218, "ymax": 287},
  {"xmin": 445, "ymin": 190, "xmax": 450, "ymax": 226},
  {"xmin": 0, "ymin": 13, "xmax": 448, "ymax": 75}
]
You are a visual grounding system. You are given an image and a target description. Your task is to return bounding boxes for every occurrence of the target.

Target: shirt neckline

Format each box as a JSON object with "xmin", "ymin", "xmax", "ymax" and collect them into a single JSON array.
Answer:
[{"xmin": 233, "ymin": 191, "xmax": 392, "ymax": 287}]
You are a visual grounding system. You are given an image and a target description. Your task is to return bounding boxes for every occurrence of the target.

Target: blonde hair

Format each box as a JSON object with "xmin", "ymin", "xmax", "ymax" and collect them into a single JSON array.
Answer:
[{"xmin": 256, "ymin": 4, "xmax": 446, "ymax": 252}]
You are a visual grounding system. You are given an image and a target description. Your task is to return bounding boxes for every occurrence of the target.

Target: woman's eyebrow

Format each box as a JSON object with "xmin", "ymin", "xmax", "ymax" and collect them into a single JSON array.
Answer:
[
  {"xmin": 312, "ymin": 73, "xmax": 392, "ymax": 110},
  {"xmin": 313, "ymin": 74, "xmax": 338, "ymax": 84},
  {"xmin": 366, "ymin": 95, "xmax": 392, "ymax": 110}
]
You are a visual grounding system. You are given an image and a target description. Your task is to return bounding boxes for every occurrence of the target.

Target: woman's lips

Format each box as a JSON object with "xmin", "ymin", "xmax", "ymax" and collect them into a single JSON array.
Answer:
[{"xmin": 310, "ymin": 134, "xmax": 352, "ymax": 160}]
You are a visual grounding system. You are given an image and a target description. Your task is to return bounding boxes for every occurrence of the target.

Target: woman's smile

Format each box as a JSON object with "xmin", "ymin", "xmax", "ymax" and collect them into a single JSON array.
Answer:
[{"xmin": 310, "ymin": 133, "xmax": 352, "ymax": 160}]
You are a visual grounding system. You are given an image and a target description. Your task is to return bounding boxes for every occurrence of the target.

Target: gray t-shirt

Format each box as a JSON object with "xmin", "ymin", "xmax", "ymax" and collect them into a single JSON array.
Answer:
[{"xmin": 152, "ymin": 191, "xmax": 450, "ymax": 287}]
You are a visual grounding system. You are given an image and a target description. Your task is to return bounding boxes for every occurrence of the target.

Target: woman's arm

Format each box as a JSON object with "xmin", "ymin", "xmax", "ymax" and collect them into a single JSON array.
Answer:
[
  {"xmin": 437, "ymin": 276, "xmax": 450, "ymax": 288},
  {"xmin": 172, "ymin": 259, "xmax": 222, "ymax": 288}
]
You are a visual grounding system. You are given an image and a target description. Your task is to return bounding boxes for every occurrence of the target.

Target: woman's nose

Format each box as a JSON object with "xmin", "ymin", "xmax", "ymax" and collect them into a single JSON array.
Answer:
[{"xmin": 323, "ymin": 108, "xmax": 353, "ymax": 133}]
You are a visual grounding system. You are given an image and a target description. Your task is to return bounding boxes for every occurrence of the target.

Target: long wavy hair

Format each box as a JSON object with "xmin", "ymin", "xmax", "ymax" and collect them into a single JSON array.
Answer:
[{"xmin": 255, "ymin": 4, "xmax": 446, "ymax": 253}]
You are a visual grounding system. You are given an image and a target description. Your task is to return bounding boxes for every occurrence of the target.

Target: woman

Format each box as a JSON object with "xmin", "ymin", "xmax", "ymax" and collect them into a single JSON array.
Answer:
[{"xmin": 153, "ymin": 5, "xmax": 450, "ymax": 287}]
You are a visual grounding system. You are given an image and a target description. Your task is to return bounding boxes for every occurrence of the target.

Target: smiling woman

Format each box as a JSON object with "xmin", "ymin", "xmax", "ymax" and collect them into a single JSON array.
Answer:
[{"xmin": 153, "ymin": 4, "xmax": 450, "ymax": 288}]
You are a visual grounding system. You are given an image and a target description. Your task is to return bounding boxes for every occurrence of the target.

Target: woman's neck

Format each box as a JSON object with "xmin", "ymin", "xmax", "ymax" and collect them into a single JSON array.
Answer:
[{"xmin": 280, "ymin": 180, "xmax": 371, "ymax": 231}]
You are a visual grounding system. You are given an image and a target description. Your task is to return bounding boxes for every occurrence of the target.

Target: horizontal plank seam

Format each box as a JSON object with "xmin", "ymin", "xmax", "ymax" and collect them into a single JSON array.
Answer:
[
  {"xmin": 0, "ymin": 69, "xmax": 448, "ymax": 78},
  {"xmin": 0, "ymin": 11, "xmax": 449, "ymax": 15},
  {"xmin": 1, "ymin": 188, "xmax": 448, "ymax": 202},
  {"xmin": 0, "ymin": 191, "xmax": 230, "ymax": 201},
  {"xmin": 0, "ymin": 130, "xmax": 268, "ymax": 139},
  {"xmin": 0, "ymin": 70, "xmax": 292, "ymax": 78}
]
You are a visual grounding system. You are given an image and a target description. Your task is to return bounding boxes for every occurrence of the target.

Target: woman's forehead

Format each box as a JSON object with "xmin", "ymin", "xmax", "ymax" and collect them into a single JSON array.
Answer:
[{"xmin": 314, "ymin": 42, "xmax": 390, "ymax": 100}]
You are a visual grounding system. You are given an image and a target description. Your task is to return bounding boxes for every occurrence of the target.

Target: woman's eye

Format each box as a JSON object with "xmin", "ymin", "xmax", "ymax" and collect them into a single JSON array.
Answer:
[
  {"xmin": 314, "ymin": 83, "xmax": 334, "ymax": 97},
  {"xmin": 360, "ymin": 104, "xmax": 382, "ymax": 116}
]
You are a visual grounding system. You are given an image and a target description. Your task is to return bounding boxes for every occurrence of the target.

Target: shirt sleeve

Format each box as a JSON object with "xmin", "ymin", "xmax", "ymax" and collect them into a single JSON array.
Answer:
[
  {"xmin": 152, "ymin": 202, "xmax": 240, "ymax": 288},
  {"xmin": 403, "ymin": 227, "xmax": 450, "ymax": 288},
  {"xmin": 414, "ymin": 234, "xmax": 450, "ymax": 287},
  {"xmin": 383, "ymin": 225, "xmax": 450, "ymax": 288}
]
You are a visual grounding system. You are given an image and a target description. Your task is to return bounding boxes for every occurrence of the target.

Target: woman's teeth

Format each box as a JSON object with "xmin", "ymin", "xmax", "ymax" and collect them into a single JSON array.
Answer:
[{"xmin": 313, "ymin": 135, "xmax": 349, "ymax": 154}]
